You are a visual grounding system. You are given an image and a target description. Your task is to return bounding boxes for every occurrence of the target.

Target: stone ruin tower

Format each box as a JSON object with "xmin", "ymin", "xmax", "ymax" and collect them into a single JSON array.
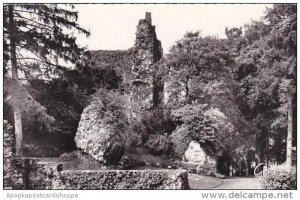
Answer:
[{"xmin": 131, "ymin": 12, "xmax": 163, "ymax": 111}]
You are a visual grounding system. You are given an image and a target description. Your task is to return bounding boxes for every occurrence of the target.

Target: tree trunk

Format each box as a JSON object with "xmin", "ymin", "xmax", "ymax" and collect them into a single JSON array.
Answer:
[
  {"xmin": 286, "ymin": 94, "xmax": 293, "ymax": 167},
  {"xmin": 185, "ymin": 77, "xmax": 189, "ymax": 102},
  {"xmin": 244, "ymin": 158, "xmax": 249, "ymax": 176},
  {"xmin": 8, "ymin": 5, "xmax": 18, "ymax": 80},
  {"xmin": 256, "ymin": 133, "xmax": 265, "ymax": 164},
  {"xmin": 8, "ymin": 5, "xmax": 23, "ymax": 157},
  {"xmin": 14, "ymin": 109, "xmax": 23, "ymax": 156}
]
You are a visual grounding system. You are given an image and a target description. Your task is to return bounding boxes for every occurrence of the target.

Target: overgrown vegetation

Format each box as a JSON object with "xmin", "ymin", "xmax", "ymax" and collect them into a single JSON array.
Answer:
[
  {"xmin": 3, "ymin": 4, "xmax": 296, "ymax": 179},
  {"xmin": 3, "ymin": 4, "xmax": 90, "ymax": 156},
  {"xmin": 261, "ymin": 165, "xmax": 296, "ymax": 189}
]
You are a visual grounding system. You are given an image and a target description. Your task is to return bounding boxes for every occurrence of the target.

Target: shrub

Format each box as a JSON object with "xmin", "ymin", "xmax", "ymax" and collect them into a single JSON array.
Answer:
[
  {"xmin": 140, "ymin": 109, "xmax": 176, "ymax": 136},
  {"xmin": 4, "ymin": 120, "xmax": 14, "ymax": 153},
  {"xmin": 125, "ymin": 132, "xmax": 142, "ymax": 153},
  {"xmin": 169, "ymin": 126, "xmax": 192, "ymax": 158},
  {"xmin": 144, "ymin": 134, "xmax": 170, "ymax": 155},
  {"xmin": 128, "ymin": 108, "xmax": 176, "ymax": 151},
  {"xmin": 170, "ymin": 105, "xmax": 216, "ymax": 157},
  {"xmin": 261, "ymin": 165, "xmax": 296, "ymax": 190}
]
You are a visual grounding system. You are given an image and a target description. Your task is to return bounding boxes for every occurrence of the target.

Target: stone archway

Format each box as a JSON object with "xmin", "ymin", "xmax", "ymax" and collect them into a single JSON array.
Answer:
[{"xmin": 182, "ymin": 140, "xmax": 216, "ymax": 175}]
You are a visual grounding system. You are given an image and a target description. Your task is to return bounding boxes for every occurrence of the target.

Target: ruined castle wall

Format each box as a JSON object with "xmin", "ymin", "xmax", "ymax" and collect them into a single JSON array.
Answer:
[
  {"xmin": 88, "ymin": 49, "xmax": 134, "ymax": 71},
  {"xmin": 87, "ymin": 49, "xmax": 135, "ymax": 85},
  {"xmin": 56, "ymin": 170, "xmax": 189, "ymax": 189},
  {"xmin": 8, "ymin": 159, "xmax": 189, "ymax": 190},
  {"xmin": 131, "ymin": 13, "xmax": 163, "ymax": 111},
  {"xmin": 83, "ymin": 13, "xmax": 164, "ymax": 110},
  {"xmin": 163, "ymin": 80, "xmax": 187, "ymax": 106}
]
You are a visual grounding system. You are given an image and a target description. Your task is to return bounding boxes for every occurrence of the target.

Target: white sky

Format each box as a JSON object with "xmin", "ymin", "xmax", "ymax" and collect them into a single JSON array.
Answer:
[{"xmin": 75, "ymin": 4, "xmax": 272, "ymax": 53}]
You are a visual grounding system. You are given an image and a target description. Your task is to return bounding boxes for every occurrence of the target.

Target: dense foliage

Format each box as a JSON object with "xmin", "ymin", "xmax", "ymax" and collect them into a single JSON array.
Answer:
[
  {"xmin": 163, "ymin": 32, "xmax": 256, "ymax": 173},
  {"xmin": 3, "ymin": 4, "xmax": 89, "ymax": 74},
  {"xmin": 262, "ymin": 165, "xmax": 296, "ymax": 189},
  {"xmin": 4, "ymin": 4, "xmax": 296, "ymax": 176},
  {"xmin": 158, "ymin": 4, "xmax": 296, "ymax": 173},
  {"xmin": 144, "ymin": 134, "xmax": 171, "ymax": 156},
  {"xmin": 3, "ymin": 4, "xmax": 89, "ymax": 156},
  {"xmin": 170, "ymin": 105, "xmax": 216, "ymax": 156},
  {"xmin": 232, "ymin": 4, "xmax": 296, "ymax": 164}
]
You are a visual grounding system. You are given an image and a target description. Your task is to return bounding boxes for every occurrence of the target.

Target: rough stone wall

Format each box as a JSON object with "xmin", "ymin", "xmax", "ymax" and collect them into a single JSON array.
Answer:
[
  {"xmin": 9, "ymin": 159, "xmax": 189, "ymax": 190},
  {"xmin": 131, "ymin": 12, "xmax": 163, "ymax": 111},
  {"xmin": 163, "ymin": 80, "xmax": 187, "ymax": 106},
  {"xmin": 88, "ymin": 50, "xmax": 134, "ymax": 69},
  {"xmin": 56, "ymin": 170, "xmax": 189, "ymax": 189},
  {"xmin": 83, "ymin": 13, "xmax": 164, "ymax": 110},
  {"xmin": 133, "ymin": 13, "xmax": 162, "ymax": 73},
  {"xmin": 3, "ymin": 121, "xmax": 61, "ymax": 190},
  {"xmin": 86, "ymin": 49, "xmax": 135, "ymax": 87},
  {"xmin": 82, "ymin": 13, "xmax": 164, "ymax": 118},
  {"xmin": 75, "ymin": 101, "xmax": 126, "ymax": 165},
  {"xmin": 6, "ymin": 158, "xmax": 62, "ymax": 189}
]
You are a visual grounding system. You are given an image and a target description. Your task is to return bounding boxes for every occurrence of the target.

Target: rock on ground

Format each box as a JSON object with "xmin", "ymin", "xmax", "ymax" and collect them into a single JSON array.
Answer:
[{"xmin": 75, "ymin": 102, "xmax": 125, "ymax": 165}]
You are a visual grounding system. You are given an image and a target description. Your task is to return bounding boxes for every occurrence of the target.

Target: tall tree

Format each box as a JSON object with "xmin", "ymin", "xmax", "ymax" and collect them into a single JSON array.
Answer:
[
  {"xmin": 164, "ymin": 32, "xmax": 234, "ymax": 106},
  {"xmin": 164, "ymin": 32, "xmax": 256, "ymax": 174},
  {"xmin": 3, "ymin": 4, "xmax": 90, "ymax": 156},
  {"xmin": 234, "ymin": 4, "xmax": 296, "ymax": 165},
  {"xmin": 267, "ymin": 4, "xmax": 296, "ymax": 166}
]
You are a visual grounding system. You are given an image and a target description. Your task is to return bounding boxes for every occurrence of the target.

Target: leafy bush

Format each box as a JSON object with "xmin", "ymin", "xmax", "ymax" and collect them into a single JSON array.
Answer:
[
  {"xmin": 4, "ymin": 119, "xmax": 13, "ymax": 132},
  {"xmin": 141, "ymin": 109, "xmax": 176, "ymax": 136},
  {"xmin": 128, "ymin": 108, "xmax": 176, "ymax": 151},
  {"xmin": 4, "ymin": 120, "xmax": 14, "ymax": 156},
  {"xmin": 21, "ymin": 77, "xmax": 88, "ymax": 153},
  {"xmin": 170, "ymin": 104, "xmax": 216, "ymax": 157},
  {"xmin": 261, "ymin": 165, "xmax": 296, "ymax": 190},
  {"xmin": 144, "ymin": 134, "xmax": 170, "ymax": 155},
  {"xmin": 169, "ymin": 126, "xmax": 192, "ymax": 158},
  {"xmin": 125, "ymin": 132, "xmax": 143, "ymax": 153}
]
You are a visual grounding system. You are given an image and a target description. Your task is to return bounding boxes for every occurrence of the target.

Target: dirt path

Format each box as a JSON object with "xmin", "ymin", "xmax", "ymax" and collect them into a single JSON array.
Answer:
[
  {"xmin": 189, "ymin": 174, "xmax": 262, "ymax": 189},
  {"xmin": 213, "ymin": 177, "xmax": 262, "ymax": 189},
  {"xmin": 188, "ymin": 174, "xmax": 223, "ymax": 189}
]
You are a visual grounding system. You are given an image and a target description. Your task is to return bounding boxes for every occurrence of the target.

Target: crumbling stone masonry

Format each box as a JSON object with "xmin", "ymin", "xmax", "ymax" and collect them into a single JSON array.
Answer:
[
  {"xmin": 8, "ymin": 159, "xmax": 189, "ymax": 190},
  {"xmin": 131, "ymin": 12, "xmax": 163, "ymax": 111},
  {"xmin": 74, "ymin": 13, "xmax": 164, "ymax": 164},
  {"xmin": 55, "ymin": 169, "xmax": 189, "ymax": 189},
  {"xmin": 75, "ymin": 100, "xmax": 126, "ymax": 165},
  {"xmin": 85, "ymin": 12, "xmax": 164, "ymax": 121}
]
